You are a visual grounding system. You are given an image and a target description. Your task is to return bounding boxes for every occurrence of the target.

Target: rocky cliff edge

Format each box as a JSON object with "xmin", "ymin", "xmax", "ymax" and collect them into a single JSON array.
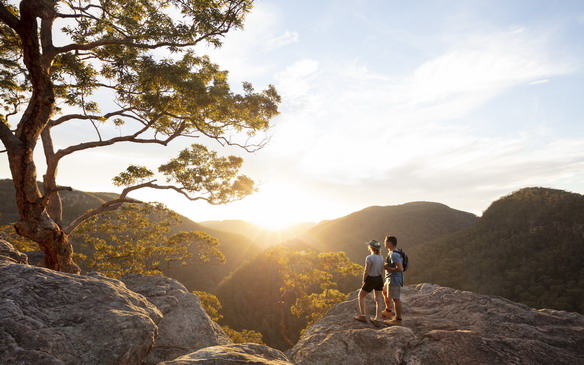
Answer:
[{"xmin": 288, "ymin": 283, "xmax": 584, "ymax": 365}]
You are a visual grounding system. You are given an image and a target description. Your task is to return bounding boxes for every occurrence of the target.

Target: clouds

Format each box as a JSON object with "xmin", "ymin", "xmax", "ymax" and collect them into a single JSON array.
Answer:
[
  {"xmin": 266, "ymin": 30, "xmax": 300, "ymax": 50},
  {"xmin": 245, "ymin": 6, "xmax": 583, "ymax": 218}
]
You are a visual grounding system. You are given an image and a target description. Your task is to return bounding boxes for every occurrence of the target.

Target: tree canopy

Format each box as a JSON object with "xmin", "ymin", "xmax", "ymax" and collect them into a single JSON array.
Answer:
[
  {"xmin": 0, "ymin": 0, "xmax": 279, "ymax": 272},
  {"xmin": 73, "ymin": 202, "xmax": 225, "ymax": 278}
]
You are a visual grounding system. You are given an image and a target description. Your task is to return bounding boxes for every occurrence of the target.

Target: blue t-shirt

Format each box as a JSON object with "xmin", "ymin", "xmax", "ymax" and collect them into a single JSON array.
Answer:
[{"xmin": 387, "ymin": 251, "xmax": 404, "ymax": 286}]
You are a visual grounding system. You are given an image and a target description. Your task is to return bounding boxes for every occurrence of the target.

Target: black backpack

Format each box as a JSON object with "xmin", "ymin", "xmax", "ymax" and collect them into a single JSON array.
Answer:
[{"xmin": 387, "ymin": 249, "xmax": 409, "ymax": 272}]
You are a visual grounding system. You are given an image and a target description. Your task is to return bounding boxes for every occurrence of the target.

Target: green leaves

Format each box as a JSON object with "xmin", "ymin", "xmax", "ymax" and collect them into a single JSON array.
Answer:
[
  {"xmin": 268, "ymin": 247, "xmax": 360, "ymax": 332},
  {"xmin": 112, "ymin": 165, "xmax": 154, "ymax": 187},
  {"xmin": 73, "ymin": 202, "xmax": 224, "ymax": 278},
  {"xmin": 159, "ymin": 143, "xmax": 255, "ymax": 204},
  {"xmin": 193, "ymin": 290, "xmax": 223, "ymax": 321}
]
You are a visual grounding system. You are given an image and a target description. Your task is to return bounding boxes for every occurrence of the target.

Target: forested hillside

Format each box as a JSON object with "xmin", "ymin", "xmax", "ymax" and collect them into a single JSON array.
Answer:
[
  {"xmin": 0, "ymin": 179, "xmax": 118, "ymax": 226},
  {"xmin": 301, "ymin": 201, "xmax": 478, "ymax": 263},
  {"xmin": 214, "ymin": 239, "xmax": 360, "ymax": 351},
  {"xmin": 163, "ymin": 219, "xmax": 260, "ymax": 292},
  {"xmin": 0, "ymin": 179, "xmax": 260, "ymax": 292},
  {"xmin": 408, "ymin": 187, "xmax": 584, "ymax": 313}
]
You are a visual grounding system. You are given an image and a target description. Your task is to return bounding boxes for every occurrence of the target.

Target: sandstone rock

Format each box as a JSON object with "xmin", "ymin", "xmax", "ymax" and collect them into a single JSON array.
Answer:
[
  {"xmin": 0, "ymin": 260, "xmax": 162, "ymax": 365},
  {"xmin": 121, "ymin": 274, "xmax": 232, "ymax": 365},
  {"xmin": 157, "ymin": 343, "xmax": 293, "ymax": 365},
  {"xmin": 24, "ymin": 249, "xmax": 44, "ymax": 266},
  {"xmin": 0, "ymin": 239, "xmax": 28, "ymax": 264},
  {"xmin": 288, "ymin": 283, "xmax": 584, "ymax": 365}
]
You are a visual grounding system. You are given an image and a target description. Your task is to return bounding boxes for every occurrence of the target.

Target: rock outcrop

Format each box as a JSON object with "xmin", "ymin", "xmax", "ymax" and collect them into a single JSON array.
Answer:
[
  {"xmin": 0, "ymin": 238, "xmax": 28, "ymax": 264},
  {"xmin": 121, "ymin": 274, "xmax": 232, "ymax": 365},
  {"xmin": 288, "ymin": 283, "xmax": 584, "ymax": 365},
  {"xmin": 157, "ymin": 343, "xmax": 293, "ymax": 365},
  {"xmin": 0, "ymin": 259, "xmax": 162, "ymax": 365}
]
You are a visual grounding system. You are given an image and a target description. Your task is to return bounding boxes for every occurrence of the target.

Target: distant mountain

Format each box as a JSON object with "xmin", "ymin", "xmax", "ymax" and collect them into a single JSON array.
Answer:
[
  {"xmin": 0, "ymin": 178, "xmax": 261, "ymax": 292},
  {"xmin": 300, "ymin": 201, "xmax": 478, "ymax": 263},
  {"xmin": 200, "ymin": 220, "xmax": 317, "ymax": 248},
  {"xmin": 407, "ymin": 187, "xmax": 584, "ymax": 314}
]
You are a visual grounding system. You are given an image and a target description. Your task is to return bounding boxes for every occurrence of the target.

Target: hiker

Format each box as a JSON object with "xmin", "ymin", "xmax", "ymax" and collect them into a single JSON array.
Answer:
[
  {"xmin": 354, "ymin": 240, "xmax": 385, "ymax": 325},
  {"xmin": 382, "ymin": 235, "xmax": 404, "ymax": 324}
]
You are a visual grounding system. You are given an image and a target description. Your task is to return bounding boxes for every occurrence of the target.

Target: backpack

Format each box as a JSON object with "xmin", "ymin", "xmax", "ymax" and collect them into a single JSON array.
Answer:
[{"xmin": 387, "ymin": 248, "xmax": 409, "ymax": 272}]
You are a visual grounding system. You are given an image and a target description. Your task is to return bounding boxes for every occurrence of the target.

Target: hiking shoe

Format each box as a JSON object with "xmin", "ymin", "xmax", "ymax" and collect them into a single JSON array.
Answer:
[
  {"xmin": 383, "ymin": 318, "xmax": 402, "ymax": 326},
  {"xmin": 381, "ymin": 309, "xmax": 394, "ymax": 318},
  {"xmin": 370, "ymin": 317, "xmax": 385, "ymax": 327},
  {"xmin": 354, "ymin": 314, "xmax": 367, "ymax": 323}
]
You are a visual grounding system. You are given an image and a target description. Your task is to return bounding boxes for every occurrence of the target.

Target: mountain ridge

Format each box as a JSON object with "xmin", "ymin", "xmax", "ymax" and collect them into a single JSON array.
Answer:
[
  {"xmin": 408, "ymin": 186, "xmax": 584, "ymax": 313},
  {"xmin": 300, "ymin": 200, "xmax": 478, "ymax": 263}
]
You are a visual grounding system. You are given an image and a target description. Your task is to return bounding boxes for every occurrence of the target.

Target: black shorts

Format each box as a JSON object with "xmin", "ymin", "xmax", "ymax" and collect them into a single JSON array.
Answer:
[{"xmin": 361, "ymin": 275, "xmax": 384, "ymax": 292}]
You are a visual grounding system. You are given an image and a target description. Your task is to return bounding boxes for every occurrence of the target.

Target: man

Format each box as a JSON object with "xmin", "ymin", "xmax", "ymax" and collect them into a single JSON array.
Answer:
[{"xmin": 382, "ymin": 235, "xmax": 403, "ymax": 324}]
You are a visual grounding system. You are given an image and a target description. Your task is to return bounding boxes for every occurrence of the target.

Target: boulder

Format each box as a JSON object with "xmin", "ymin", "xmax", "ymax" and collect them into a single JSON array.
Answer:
[
  {"xmin": 288, "ymin": 283, "xmax": 584, "ymax": 365},
  {"xmin": 0, "ymin": 238, "xmax": 28, "ymax": 264},
  {"xmin": 24, "ymin": 249, "xmax": 44, "ymax": 266},
  {"xmin": 157, "ymin": 343, "xmax": 293, "ymax": 365},
  {"xmin": 0, "ymin": 260, "xmax": 162, "ymax": 365},
  {"xmin": 121, "ymin": 274, "xmax": 232, "ymax": 365}
]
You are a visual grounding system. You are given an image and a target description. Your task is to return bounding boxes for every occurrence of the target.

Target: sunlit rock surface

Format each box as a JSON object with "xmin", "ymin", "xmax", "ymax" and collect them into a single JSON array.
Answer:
[
  {"xmin": 288, "ymin": 283, "xmax": 584, "ymax": 365},
  {"xmin": 0, "ymin": 258, "xmax": 161, "ymax": 365},
  {"xmin": 121, "ymin": 274, "xmax": 232, "ymax": 365},
  {"xmin": 157, "ymin": 343, "xmax": 293, "ymax": 365},
  {"xmin": 0, "ymin": 238, "xmax": 28, "ymax": 264}
]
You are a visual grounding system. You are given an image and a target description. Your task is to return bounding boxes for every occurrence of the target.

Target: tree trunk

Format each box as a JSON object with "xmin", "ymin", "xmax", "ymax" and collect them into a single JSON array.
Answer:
[
  {"xmin": 8, "ymin": 146, "xmax": 80, "ymax": 274},
  {"xmin": 14, "ymin": 212, "xmax": 79, "ymax": 273},
  {"xmin": 278, "ymin": 290, "xmax": 295, "ymax": 348},
  {"xmin": 41, "ymin": 127, "xmax": 63, "ymax": 225},
  {"xmin": 3, "ymin": 1, "xmax": 79, "ymax": 274}
]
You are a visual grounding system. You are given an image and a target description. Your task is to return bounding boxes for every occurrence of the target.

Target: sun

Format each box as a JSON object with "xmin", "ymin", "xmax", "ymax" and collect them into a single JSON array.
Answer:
[{"xmin": 244, "ymin": 182, "xmax": 314, "ymax": 231}]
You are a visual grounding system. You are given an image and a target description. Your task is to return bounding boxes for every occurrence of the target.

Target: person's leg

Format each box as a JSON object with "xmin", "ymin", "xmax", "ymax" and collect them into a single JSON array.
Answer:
[
  {"xmin": 373, "ymin": 290, "xmax": 384, "ymax": 319},
  {"xmin": 381, "ymin": 283, "xmax": 393, "ymax": 317},
  {"xmin": 358, "ymin": 289, "xmax": 368, "ymax": 316},
  {"xmin": 384, "ymin": 285, "xmax": 402, "ymax": 323},
  {"xmin": 392, "ymin": 298, "xmax": 402, "ymax": 320}
]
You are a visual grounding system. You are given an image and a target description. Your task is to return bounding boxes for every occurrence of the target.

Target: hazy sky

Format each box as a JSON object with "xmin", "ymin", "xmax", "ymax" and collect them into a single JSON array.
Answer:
[{"xmin": 2, "ymin": 0, "xmax": 584, "ymax": 229}]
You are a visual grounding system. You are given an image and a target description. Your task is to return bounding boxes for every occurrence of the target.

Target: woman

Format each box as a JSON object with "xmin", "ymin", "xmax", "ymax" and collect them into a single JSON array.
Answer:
[{"xmin": 354, "ymin": 239, "xmax": 385, "ymax": 326}]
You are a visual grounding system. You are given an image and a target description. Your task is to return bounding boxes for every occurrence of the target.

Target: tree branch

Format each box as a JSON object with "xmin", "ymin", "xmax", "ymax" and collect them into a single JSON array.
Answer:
[
  {"xmin": 0, "ymin": 120, "xmax": 20, "ymax": 151},
  {"xmin": 0, "ymin": 4, "xmax": 20, "ymax": 30},
  {"xmin": 120, "ymin": 181, "xmax": 210, "ymax": 203},
  {"xmin": 49, "ymin": 108, "xmax": 135, "ymax": 127},
  {"xmin": 53, "ymin": 23, "xmax": 233, "ymax": 55},
  {"xmin": 132, "ymin": 182, "xmax": 212, "ymax": 203},
  {"xmin": 63, "ymin": 197, "xmax": 140, "ymax": 234},
  {"xmin": 55, "ymin": 116, "xmax": 186, "ymax": 158},
  {"xmin": 46, "ymin": 186, "xmax": 71, "ymax": 193},
  {"xmin": 63, "ymin": 177, "xmax": 214, "ymax": 234}
]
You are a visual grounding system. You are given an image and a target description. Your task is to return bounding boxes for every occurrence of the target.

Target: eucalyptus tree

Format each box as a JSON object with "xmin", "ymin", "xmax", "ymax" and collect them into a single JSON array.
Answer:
[
  {"xmin": 267, "ymin": 247, "xmax": 362, "ymax": 347},
  {"xmin": 0, "ymin": 0, "xmax": 280, "ymax": 273}
]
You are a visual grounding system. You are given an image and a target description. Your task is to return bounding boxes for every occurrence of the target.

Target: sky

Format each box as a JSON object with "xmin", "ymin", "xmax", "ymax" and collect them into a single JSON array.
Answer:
[{"xmin": 2, "ymin": 0, "xmax": 584, "ymax": 229}]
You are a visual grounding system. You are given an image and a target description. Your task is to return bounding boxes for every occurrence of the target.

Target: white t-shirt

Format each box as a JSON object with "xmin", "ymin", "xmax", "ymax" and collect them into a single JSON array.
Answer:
[{"xmin": 365, "ymin": 254, "xmax": 384, "ymax": 277}]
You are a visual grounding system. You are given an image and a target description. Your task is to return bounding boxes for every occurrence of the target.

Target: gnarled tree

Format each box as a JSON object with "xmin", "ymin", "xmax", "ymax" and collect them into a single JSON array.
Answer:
[{"xmin": 0, "ymin": 0, "xmax": 280, "ymax": 273}]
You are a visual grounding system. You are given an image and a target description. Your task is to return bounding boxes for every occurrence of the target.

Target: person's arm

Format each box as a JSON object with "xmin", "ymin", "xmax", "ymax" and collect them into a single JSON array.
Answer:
[
  {"xmin": 363, "ymin": 262, "xmax": 370, "ymax": 282},
  {"xmin": 385, "ymin": 253, "xmax": 404, "ymax": 272},
  {"xmin": 386, "ymin": 262, "xmax": 403, "ymax": 272}
]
